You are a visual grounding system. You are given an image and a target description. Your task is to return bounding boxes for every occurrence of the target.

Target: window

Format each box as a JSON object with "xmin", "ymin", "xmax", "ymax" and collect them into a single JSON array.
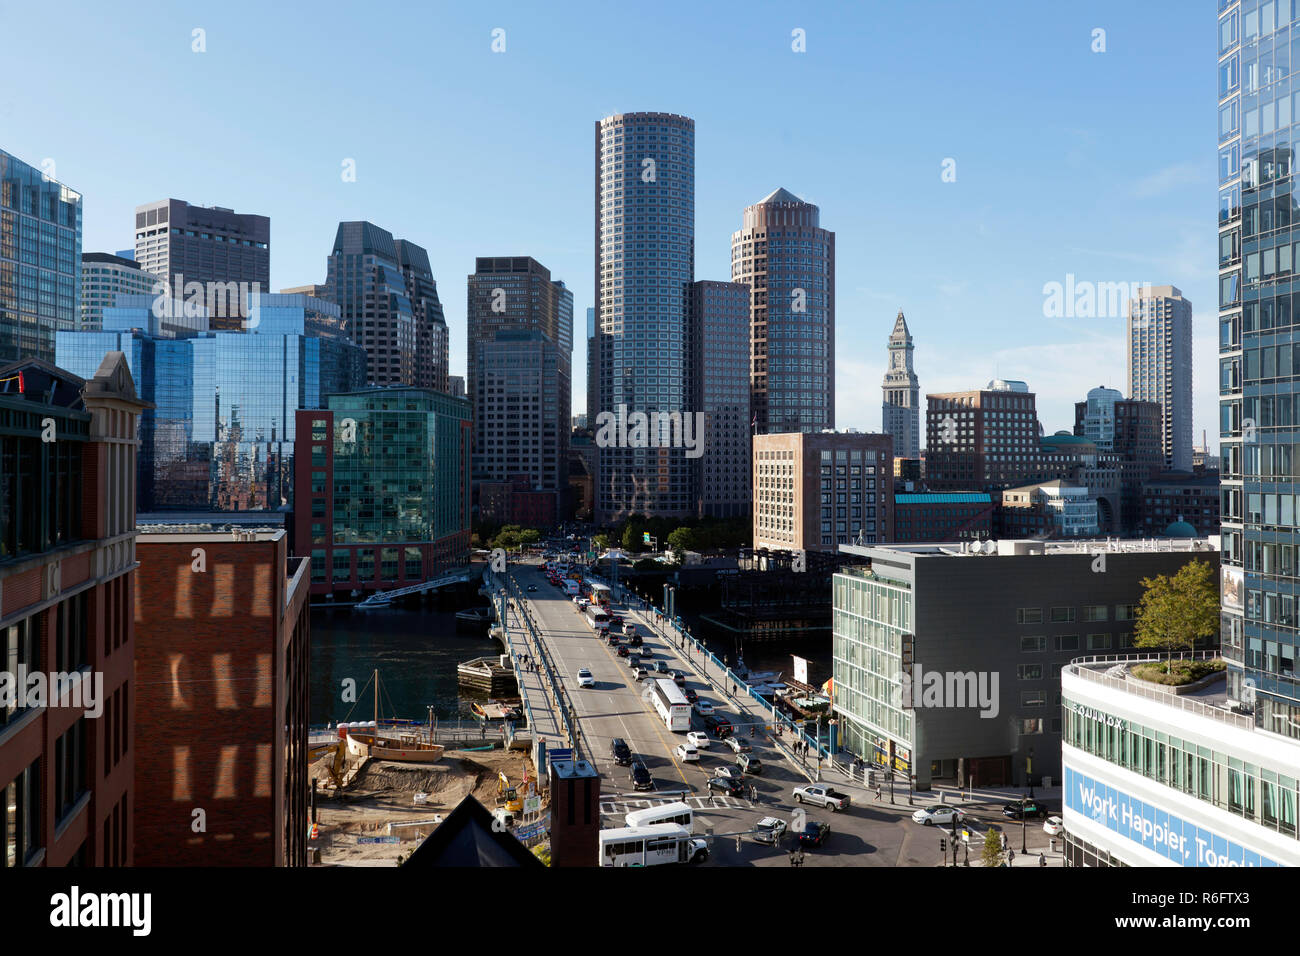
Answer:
[
  {"xmin": 3, "ymin": 760, "xmax": 40, "ymax": 867},
  {"xmin": 1017, "ymin": 665, "xmax": 1043, "ymax": 680},
  {"xmin": 1016, "ymin": 608, "xmax": 1042, "ymax": 624},
  {"xmin": 2, "ymin": 617, "xmax": 40, "ymax": 728},
  {"xmin": 1049, "ymin": 607, "xmax": 1076, "ymax": 623},
  {"xmin": 1082, "ymin": 605, "xmax": 1108, "ymax": 623},
  {"xmin": 1021, "ymin": 691, "xmax": 1047, "ymax": 707},
  {"xmin": 1020, "ymin": 636, "xmax": 1046, "ymax": 652},
  {"xmin": 54, "ymin": 719, "xmax": 87, "ymax": 824},
  {"xmin": 1018, "ymin": 718, "xmax": 1045, "ymax": 735},
  {"xmin": 1055, "ymin": 635, "xmax": 1080, "ymax": 652},
  {"xmin": 1087, "ymin": 633, "xmax": 1112, "ymax": 650},
  {"xmin": 1115, "ymin": 604, "xmax": 1139, "ymax": 621}
]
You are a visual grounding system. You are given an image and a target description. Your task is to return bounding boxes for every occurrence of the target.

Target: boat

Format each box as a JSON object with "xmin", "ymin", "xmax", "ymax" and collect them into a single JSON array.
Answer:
[
  {"xmin": 455, "ymin": 606, "xmax": 494, "ymax": 629},
  {"xmin": 472, "ymin": 699, "xmax": 523, "ymax": 722},
  {"xmin": 337, "ymin": 671, "xmax": 445, "ymax": 765}
]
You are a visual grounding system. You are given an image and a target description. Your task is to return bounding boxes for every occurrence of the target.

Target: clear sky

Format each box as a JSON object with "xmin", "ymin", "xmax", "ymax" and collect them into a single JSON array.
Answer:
[{"xmin": 4, "ymin": 0, "xmax": 1216, "ymax": 447}]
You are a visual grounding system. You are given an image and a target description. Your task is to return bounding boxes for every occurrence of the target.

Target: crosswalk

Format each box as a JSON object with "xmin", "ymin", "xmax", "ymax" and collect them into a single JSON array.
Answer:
[{"xmin": 600, "ymin": 794, "xmax": 757, "ymax": 818}]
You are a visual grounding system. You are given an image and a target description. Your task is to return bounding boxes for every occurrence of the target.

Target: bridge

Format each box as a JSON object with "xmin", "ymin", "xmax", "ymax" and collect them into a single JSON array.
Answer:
[{"xmin": 354, "ymin": 567, "xmax": 480, "ymax": 608}]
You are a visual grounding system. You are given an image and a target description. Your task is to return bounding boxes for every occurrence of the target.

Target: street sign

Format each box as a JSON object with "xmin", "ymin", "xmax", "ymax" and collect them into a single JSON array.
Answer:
[{"xmin": 548, "ymin": 748, "xmax": 574, "ymax": 761}]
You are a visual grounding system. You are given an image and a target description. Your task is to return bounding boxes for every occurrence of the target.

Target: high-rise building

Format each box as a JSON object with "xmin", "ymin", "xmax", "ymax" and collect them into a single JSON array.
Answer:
[
  {"xmin": 595, "ymin": 112, "xmax": 695, "ymax": 522},
  {"xmin": 0, "ymin": 149, "xmax": 82, "ymax": 364},
  {"xmin": 586, "ymin": 306, "xmax": 598, "ymax": 428},
  {"xmin": 925, "ymin": 381, "xmax": 1045, "ymax": 490},
  {"xmin": 691, "ymin": 280, "xmax": 751, "ymax": 518},
  {"xmin": 731, "ymin": 187, "xmax": 834, "ymax": 435},
  {"xmin": 0, "ymin": 354, "xmax": 144, "ymax": 866},
  {"xmin": 133, "ymin": 199, "xmax": 269, "ymax": 331},
  {"xmin": 393, "ymin": 239, "xmax": 450, "ymax": 394},
  {"xmin": 752, "ymin": 431, "xmax": 893, "ymax": 552},
  {"xmin": 881, "ymin": 309, "xmax": 920, "ymax": 459},
  {"xmin": 81, "ymin": 252, "xmax": 160, "ymax": 332},
  {"xmin": 1128, "ymin": 285, "xmax": 1193, "ymax": 471},
  {"xmin": 1074, "ymin": 387, "xmax": 1164, "ymax": 533},
  {"xmin": 1074, "ymin": 385, "xmax": 1124, "ymax": 446},
  {"xmin": 325, "ymin": 222, "xmax": 416, "ymax": 387},
  {"xmin": 466, "ymin": 257, "xmax": 572, "ymax": 517}
]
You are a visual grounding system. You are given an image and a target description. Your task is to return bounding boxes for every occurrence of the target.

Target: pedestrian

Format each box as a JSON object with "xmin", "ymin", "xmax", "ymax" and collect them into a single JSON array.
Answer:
[
  {"xmin": 1008, "ymin": 848, "xmax": 1015, "ymax": 865},
  {"xmin": 1001, "ymin": 832, "xmax": 1008, "ymax": 851},
  {"xmin": 1038, "ymin": 852, "xmax": 1046, "ymax": 867},
  {"xmin": 875, "ymin": 785, "xmax": 882, "ymax": 802}
]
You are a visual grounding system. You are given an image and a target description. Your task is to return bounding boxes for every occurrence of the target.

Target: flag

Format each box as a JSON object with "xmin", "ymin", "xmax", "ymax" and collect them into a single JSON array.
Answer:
[{"xmin": 751, "ymin": 412, "xmax": 757, "ymax": 432}]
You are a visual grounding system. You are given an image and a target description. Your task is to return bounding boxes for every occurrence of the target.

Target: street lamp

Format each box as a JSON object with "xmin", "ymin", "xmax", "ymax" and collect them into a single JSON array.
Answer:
[
  {"xmin": 1020, "ymin": 796, "xmax": 1028, "ymax": 854},
  {"xmin": 1028, "ymin": 747, "xmax": 1036, "ymax": 798}
]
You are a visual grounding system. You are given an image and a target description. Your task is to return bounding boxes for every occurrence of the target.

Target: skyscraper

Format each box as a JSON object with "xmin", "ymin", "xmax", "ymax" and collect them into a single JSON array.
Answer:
[
  {"xmin": 0, "ymin": 149, "xmax": 81, "ymax": 364},
  {"xmin": 586, "ymin": 306, "xmax": 598, "ymax": 428},
  {"xmin": 881, "ymin": 309, "xmax": 920, "ymax": 459},
  {"xmin": 1218, "ymin": 2, "xmax": 1300, "ymax": 740},
  {"xmin": 1127, "ymin": 285, "xmax": 1193, "ymax": 471},
  {"xmin": 731, "ymin": 187, "xmax": 834, "ymax": 434},
  {"xmin": 134, "ymin": 198, "xmax": 269, "ymax": 331},
  {"xmin": 595, "ymin": 112, "xmax": 695, "ymax": 522},
  {"xmin": 691, "ymin": 280, "xmax": 751, "ymax": 518},
  {"xmin": 393, "ymin": 239, "xmax": 450, "ymax": 394},
  {"xmin": 81, "ymin": 252, "xmax": 161, "ymax": 332}
]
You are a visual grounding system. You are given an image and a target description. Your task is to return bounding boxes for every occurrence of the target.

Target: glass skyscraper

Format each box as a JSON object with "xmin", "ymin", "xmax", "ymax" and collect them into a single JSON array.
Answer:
[
  {"xmin": 595, "ymin": 112, "xmax": 695, "ymax": 522},
  {"xmin": 1218, "ymin": 0, "xmax": 1300, "ymax": 739},
  {"xmin": 0, "ymin": 149, "xmax": 81, "ymax": 364}
]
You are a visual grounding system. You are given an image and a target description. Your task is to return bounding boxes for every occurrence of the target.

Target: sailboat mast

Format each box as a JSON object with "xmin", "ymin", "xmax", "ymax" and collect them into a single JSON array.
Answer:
[{"xmin": 373, "ymin": 668, "xmax": 379, "ymax": 739}]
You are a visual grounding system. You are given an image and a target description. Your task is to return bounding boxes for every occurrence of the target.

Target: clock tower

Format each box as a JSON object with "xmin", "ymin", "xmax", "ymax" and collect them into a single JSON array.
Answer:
[{"xmin": 882, "ymin": 309, "xmax": 920, "ymax": 460}]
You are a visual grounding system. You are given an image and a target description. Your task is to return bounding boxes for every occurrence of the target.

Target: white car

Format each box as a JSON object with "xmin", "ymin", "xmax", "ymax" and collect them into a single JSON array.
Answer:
[
  {"xmin": 753, "ymin": 817, "xmax": 787, "ymax": 845},
  {"xmin": 1043, "ymin": 815, "xmax": 1064, "ymax": 836},
  {"xmin": 694, "ymin": 700, "xmax": 715, "ymax": 716},
  {"xmin": 686, "ymin": 731, "xmax": 710, "ymax": 749},
  {"xmin": 714, "ymin": 765, "xmax": 745, "ymax": 781},
  {"xmin": 912, "ymin": 805, "xmax": 965, "ymax": 827},
  {"xmin": 576, "ymin": 668, "xmax": 594, "ymax": 688},
  {"xmin": 674, "ymin": 744, "xmax": 700, "ymax": 762}
]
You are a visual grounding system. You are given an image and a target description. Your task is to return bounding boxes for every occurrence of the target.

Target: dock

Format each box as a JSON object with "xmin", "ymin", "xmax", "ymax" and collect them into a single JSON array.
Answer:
[{"xmin": 456, "ymin": 655, "xmax": 518, "ymax": 695}]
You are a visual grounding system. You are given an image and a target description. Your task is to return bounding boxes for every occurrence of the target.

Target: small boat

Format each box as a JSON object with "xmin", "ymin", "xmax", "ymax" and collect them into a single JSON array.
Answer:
[
  {"xmin": 455, "ymin": 606, "xmax": 494, "ymax": 629},
  {"xmin": 472, "ymin": 699, "xmax": 523, "ymax": 722},
  {"xmin": 337, "ymin": 671, "xmax": 445, "ymax": 765}
]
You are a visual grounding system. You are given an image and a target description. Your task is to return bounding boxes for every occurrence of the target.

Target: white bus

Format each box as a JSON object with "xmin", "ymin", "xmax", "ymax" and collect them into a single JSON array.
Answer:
[
  {"xmin": 624, "ymin": 801, "xmax": 693, "ymax": 831},
  {"xmin": 584, "ymin": 604, "xmax": 610, "ymax": 632},
  {"xmin": 650, "ymin": 678, "xmax": 691, "ymax": 732},
  {"xmin": 598, "ymin": 823, "xmax": 708, "ymax": 867}
]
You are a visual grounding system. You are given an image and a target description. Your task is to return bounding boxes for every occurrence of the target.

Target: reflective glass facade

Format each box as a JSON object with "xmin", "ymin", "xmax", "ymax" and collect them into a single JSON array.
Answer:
[
  {"xmin": 1219, "ymin": 0, "xmax": 1300, "ymax": 740},
  {"xmin": 0, "ymin": 150, "xmax": 81, "ymax": 364}
]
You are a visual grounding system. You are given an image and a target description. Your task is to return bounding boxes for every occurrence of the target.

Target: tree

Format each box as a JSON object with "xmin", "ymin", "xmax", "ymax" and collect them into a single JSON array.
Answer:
[
  {"xmin": 621, "ymin": 522, "xmax": 646, "ymax": 554},
  {"xmin": 981, "ymin": 829, "xmax": 1003, "ymax": 868},
  {"xmin": 666, "ymin": 527, "xmax": 696, "ymax": 555},
  {"xmin": 592, "ymin": 533, "xmax": 611, "ymax": 552},
  {"xmin": 1133, "ymin": 558, "xmax": 1219, "ymax": 668}
]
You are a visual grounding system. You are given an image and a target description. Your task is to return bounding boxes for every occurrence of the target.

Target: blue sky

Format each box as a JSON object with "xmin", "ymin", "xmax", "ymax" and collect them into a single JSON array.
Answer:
[{"xmin": 4, "ymin": 0, "xmax": 1216, "ymax": 447}]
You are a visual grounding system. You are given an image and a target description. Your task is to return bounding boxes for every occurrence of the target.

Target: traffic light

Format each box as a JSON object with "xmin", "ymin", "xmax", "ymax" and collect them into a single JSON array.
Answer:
[{"xmin": 939, "ymin": 838, "xmax": 947, "ymax": 853}]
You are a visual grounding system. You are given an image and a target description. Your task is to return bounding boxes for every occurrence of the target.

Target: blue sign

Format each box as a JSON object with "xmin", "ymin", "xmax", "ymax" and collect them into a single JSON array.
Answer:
[
  {"xmin": 547, "ymin": 748, "xmax": 573, "ymax": 762},
  {"xmin": 1064, "ymin": 767, "xmax": 1281, "ymax": 867}
]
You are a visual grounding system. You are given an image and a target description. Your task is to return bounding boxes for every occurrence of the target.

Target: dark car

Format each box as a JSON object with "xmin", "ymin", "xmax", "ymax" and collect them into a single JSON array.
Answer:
[
  {"xmin": 1003, "ymin": 799, "xmax": 1051, "ymax": 820},
  {"xmin": 706, "ymin": 776, "xmax": 744, "ymax": 796},
  {"xmin": 671, "ymin": 671, "xmax": 686, "ymax": 687},
  {"xmin": 655, "ymin": 660, "xmax": 669, "ymax": 674},
  {"xmin": 605, "ymin": 633, "xmax": 620, "ymax": 646},
  {"xmin": 526, "ymin": 585, "xmax": 538, "ymax": 592},
  {"xmin": 683, "ymin": 687, "xmax": 698, "ymax": 704},
  {"xmin": 617, "ymin": 645, "xmax": 630, "ymax": 658},
  {"xmin": 610, "ymin": 738, "xmax": 632, "ymax": 766},
  {"xmin": 704, "ymin": 715, "xmax": 733, "ymax": 739},
  {"xmin": 627, "ymin": 632, "xmax": 643, "ymax": 647},
  {"xmin": 629, "ymin": 760, "xmax": 653, "ymax": 791},
  {"xmin": 627, "ymin": 654, "xmax": 641, "ymax": 669},
  {"xmin": 799, "ymin": 821, "xmax": 831, "ymax": 848}
]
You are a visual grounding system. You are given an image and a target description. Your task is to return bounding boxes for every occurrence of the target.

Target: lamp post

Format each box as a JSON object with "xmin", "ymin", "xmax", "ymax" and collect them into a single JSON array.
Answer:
[
  {"xmin": 1021, "ymin": 796, "xmax": 1028, "ymax": 855},
  {"xmin": 1028, "ymin": 747, "xmax": 1036, "ymax": 798}
]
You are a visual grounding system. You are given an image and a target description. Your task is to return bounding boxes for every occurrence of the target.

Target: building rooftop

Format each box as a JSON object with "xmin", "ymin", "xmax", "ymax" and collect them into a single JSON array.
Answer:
[
  {"xmin": 895, "ymin": 493, "xmax": 992, "ymax": 504},
  {"xmin": 1066, "ymin": 654, "xmax": 1249, "ymax": 731},
  {"xmin": 840, "ymin": 536, "xmax": 1218, "ymax": 560}
]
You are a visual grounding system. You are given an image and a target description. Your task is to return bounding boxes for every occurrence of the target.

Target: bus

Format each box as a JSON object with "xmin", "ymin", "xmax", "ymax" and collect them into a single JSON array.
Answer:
[
  {"xmin": 585, "ymin": 582, "xmax": 613, "ymax": 609},
  {"xmin": 584, "ymin": 604, "xmax": 610, "ymax": 632},
  {"xmin": 598, "ymin": 823, "xmax": 708, "ymax": 867},
  {"xmin": 650, "ymin": 678, "xmax": 691, "ymax": 732},
  {"xmin": 624, "ymin": 801, "xmax": 693, "ymax": 831}
]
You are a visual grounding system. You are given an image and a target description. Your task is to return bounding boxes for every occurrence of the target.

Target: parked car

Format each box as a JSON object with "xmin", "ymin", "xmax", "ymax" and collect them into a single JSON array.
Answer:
[
  {"xmin": 629, "ymin": 761, "xmax": 653, "ymax": 791},
  {"xmin": 1043, "ymin": 816, "xmax": 1064, "ymax": 836},
  {"xmin": 1003, "ymin": 799, "xmax": 1051, "ymax": 820},
  {"xmin": 724, "ymin": 736, "xmax": 752, "ymax": 754},
  {"xmin": 912, "ymin": 805, "xmax": 965, "ymax": 827},
  {"xmin": 686, "ymin": 731, "xmax": 710, "ymax": 749},
  {"xmin": 671, "ymin": 671, "xmax": 686, "ymax": 687},
  {"xmin": 694, "ymin": 700, "xmax": 715, "ymax": 716},
  {"xmin": 707, "ymin": 776, "xmax": 744, "ymax": 796},
  {"xmin": 655, "ymin": 660, "xmax": 670, "ymax": 674},
  {"xmin": 798, "ymin": 821, "xmax": 831, "ymax": 848},
  {"xmin": 610, "ymin": 738, "xmax": 631, "ymax": 766},
  {"xmin": 753, "ymin": 817, "xmax": 787, "ymax": 845},
  {"xmin": 737, "ymin": 753, "xmax": 762, "ymax": 775},
  {"xmin": 674, "ymin": 744, "xmax": 699, "ymax": 762},
  {"xmin": 576, "ymin": 668, "xmax": 595, "ymax": 688}
]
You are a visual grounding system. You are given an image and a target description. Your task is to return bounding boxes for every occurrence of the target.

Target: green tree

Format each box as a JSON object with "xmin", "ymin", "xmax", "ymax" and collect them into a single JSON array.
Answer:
[
  {"xmin": 592, "ymin": 533, "xmax": 611, "ymax": 552},
  {"xmin": 621, "ymin": 519, "xmax": 647, "ymax": 553},
  {"xmin": 666, "ymin": 527, "xmax": 696, "ymax": 555},
  {"xmin": 981, "ymin": 829, "xmax": 1003, "ymax": 868},
  {"xmin": 1133, "ymin": 558, "xmax": 1219, "ymax": 668}
]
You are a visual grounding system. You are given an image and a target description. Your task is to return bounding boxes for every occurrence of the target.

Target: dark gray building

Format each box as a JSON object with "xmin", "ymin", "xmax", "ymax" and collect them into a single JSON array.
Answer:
[
  {"xmin": 832, "ymin": 538, "xmax": 1221, "ymax": 790},
  {"xmin": 691, "ymin": 280, "xmax": 750, "ymax": 518},
  {"xmin": 393, "ymin": 239, "xmax": 449, "ymax": 394}
]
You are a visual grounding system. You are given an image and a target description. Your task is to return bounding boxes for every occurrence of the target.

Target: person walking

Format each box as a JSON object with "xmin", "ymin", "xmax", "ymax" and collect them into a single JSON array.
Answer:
[
  {"xmin": 1008, "ymin": 848, "xmax": 1015, "ymax": 865},
  {"xmin": 1038, "ymin": 852, "xmax": 1046, "ymax": 867},
  {"xmin": 875, "ymin": 785, "xmax": 882, "ymax": 801}
]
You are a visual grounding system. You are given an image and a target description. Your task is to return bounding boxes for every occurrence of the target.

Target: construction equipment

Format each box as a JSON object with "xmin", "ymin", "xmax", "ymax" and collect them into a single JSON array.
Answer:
[{"xmin": 497, "ymin": 772, "xmax": 523, "ymax": 813}]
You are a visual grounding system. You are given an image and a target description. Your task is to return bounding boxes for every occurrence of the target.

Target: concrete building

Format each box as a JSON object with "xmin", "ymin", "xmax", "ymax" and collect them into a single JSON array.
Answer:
[
  {"xmin": 1139, "ymin": 470, "xmax": 1221, "ymax": 538},
  {"xmin": 1001, "ymin": 480, "xmax": 1099, "ymax": 537},
  {"xmin": 0, "ymin": 353, "xmax": 144, "ymax": 866},
  {"xmin": 891, "ymin": 492, "xmax": 993, "ymax": 544},
  {"xmin": 1128, "ymin": 285, "xmax": 1193, "ymax": 471},
  {"xmin": 691, "ymin": 280, "xmax": 751, "ymax": 518},
  {"xmin": 595, "ymin": 112, "xmax": 696, "ymax": 522},
  {"xmin": 831, "ymin": 537, "xmax": 1221, "ymax": 789},
  {"xmin": 132, "ymin": 530, "xmax": 310, "ymax": 866},
  {"xmin": 134, "ymin": 199, "xmax": 269, "ymax": 332},
  {"xmin": 0, "ymin": 149, "xmax": 81, "ymax": 365},
  {"xmin": 80, "ymin": 253, "xmax": 161, "ymax": 332},
  {"xmin": 731, "ymin": 187, "xmax": 835, "ymax": 435},
  {"xmin": 753, "ymin": 431, "xmax": 893, "ymax": 553},
  {"xmin": 881, "ymin": 310, "xmax": 920, "ymax": 459},
  {"xmin": 586, "ymin": 307, "xmax": 598, "ymax": 438}
]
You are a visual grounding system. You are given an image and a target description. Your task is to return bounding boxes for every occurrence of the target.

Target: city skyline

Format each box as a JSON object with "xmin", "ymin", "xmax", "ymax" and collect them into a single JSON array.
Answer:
[{"xmin": 2, "ymin": 1, "xmax": 1218, "ymax": 446}]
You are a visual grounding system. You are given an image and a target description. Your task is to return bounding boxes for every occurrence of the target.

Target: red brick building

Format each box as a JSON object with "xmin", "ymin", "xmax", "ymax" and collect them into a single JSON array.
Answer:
[
  {"xmin": 132, "ymin": 530, "xmax": 310, "ymax": 866},
  {"xmin": 0, "ymin": 354, "xmax": 144, "ymax": 867}
]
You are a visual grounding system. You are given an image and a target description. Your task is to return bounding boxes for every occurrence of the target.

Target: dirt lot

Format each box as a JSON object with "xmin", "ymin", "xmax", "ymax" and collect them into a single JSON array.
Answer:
[{"xmin": 309, "ymin": 746, "xmax": 537, "ymax": 866}]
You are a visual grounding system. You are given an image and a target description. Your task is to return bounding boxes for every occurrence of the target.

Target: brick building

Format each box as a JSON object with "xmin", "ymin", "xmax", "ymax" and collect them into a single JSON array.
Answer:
[
  {"xmin": 891, "ymin": 492, "xmax": 993, "ymax": 543},
  {"xmin": 1139, "ymin": 470, "xmax": 1221, "ymax": 537},
  {"xmin": 132, "ymin": 530, "xmax": 310, "ymax": 866}
]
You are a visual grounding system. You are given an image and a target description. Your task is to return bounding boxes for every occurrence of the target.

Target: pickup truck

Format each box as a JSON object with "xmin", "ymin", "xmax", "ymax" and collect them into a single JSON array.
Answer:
[{"xmin": 792, "ymin": 785, "xmax": 852, "ymax": 811}]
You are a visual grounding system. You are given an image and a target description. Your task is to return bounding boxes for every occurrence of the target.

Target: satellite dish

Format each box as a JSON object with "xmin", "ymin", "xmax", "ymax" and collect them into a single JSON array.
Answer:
[{"xmin": 983, "ymin": 540, "xmax": 997, "ymax": 555}]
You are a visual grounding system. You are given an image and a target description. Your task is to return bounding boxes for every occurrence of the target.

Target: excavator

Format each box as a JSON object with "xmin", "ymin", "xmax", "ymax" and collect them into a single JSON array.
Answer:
[{"xmin": 496, "ymin": 768, "xmax": 538, "ymax": 814}]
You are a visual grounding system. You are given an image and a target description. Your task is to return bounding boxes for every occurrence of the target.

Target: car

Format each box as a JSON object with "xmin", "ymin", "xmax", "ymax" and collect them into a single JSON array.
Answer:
[
  {"xmin": 655, "ymin": 660, "xmax": 669, "ymax": 674},
  {"xmin": 674, "ymin": 744, "xmax": 699, "ymax": 762},
  {"xmin": 912, "ymin": 805, "xmax": 965, "ymax": 827},
  {"xmin": 634, "ymin": 668, "xmax": 649, "ymax": 682},
  {"xmin": 1003, "ymin": 799, "xmax": 1051, "ymax": 820},
  {"xmin": 682, "ymin": 687, "xmax": 698, "ymax": 704},
  {"xmin": 793, "ymin": 785, "xmax": 851, "ymax": 811},
  {"xmin": 798, "ymin": 821, "xmax": 831, "ymax": 848},
  {"xmin": 753, "ymin": 817, "xmax": 788, "ymax": 845},
  {"xmin": 1043, "ymin": 816, "xmax": 1064, "ymax": 836},
  {"xmin": 714, "ymin": 765, "xmax": 744, "ymax": 781},
  {"xmin": 526, "ymin": 585, "xmax": 538, "ymax": 592},
  {"xmin": 694, "ymin": 700, "xmax": 715, "ymax": 716},
  {"xmin": 629, "ymin": 761, "xmax": 653, "ymax": 791},
  {"xmin": 703, "ymin": 715, "xmax": 733, "ymax": 739},
  {"xmin": 626, "ymin": 632, "xmax": 642, "ymax": 647},
  {"xmin": 607, "ymin": 619, "xmax": 623, "ymax": 634},
  {"xmin": 605, "ymin": 633, "xmax": 620, "ymax": 646},
  {"xmin": 671, "ymin": 671, "xmax": 686, "ymax": 687},
  {"xmin": 627, "ymin": 654, "xmax": 641, "ymax": 669},
  {"xmin": 707, "ymin": 776, "xmax": 744, "ymax": 796},
  {"xmin": 576, "ymin": 668, "xmax": 595, "ymax": 688},
  {"xmin": 737, "ymin": 753, "xmax": 762, "ymax": 775},
  {"xmin": 686, "ymin": 731, "xmax": 710, "ymax": 749},
  {"xmin": 610, "ymin": 738, "xmax": 632, "ymax": 766},
  {"xmin": 724, "ymin": 736, "xmax": 752, "ymax": 754},
  {"xmin": 616, "ymin": 645, "xmax": 630, "ymax": 658}
]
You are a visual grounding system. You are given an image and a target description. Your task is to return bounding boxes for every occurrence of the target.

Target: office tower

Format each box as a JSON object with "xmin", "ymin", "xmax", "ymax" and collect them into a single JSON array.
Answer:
[
  {"xmin": 731, "ymin": 187, "xmax": 835, "ymax": 434},
  {"xmin": 595, "ymin": 112, "xmax": 695, "ymax": 522},
  {"xmin": 293, "ymin": 388, "xmax": 471, "ymax": 596},
  {"xmin": 1127, "ymin": 285, "xmax": 1193, "ymax": 471},
  {"xmin": 56, "ymin": 291, "xmax": 366, "ymax": 511},
  {"xmin": 324, "ymin": 222, "xmax": 413, "ymax": 387},
  {"xmin": 752, "ymin": 431, "xmax": 893, "ymax": 552},
  {"xmin": 0, "ymin": 354, "xmax": 144, "ymax": 866},
  {"xmin": 691, "ymin": 280, "xmax": 751, "ymax": 518},
  {"xmin": 467, "ymin": 257, "xmax": 572, "ymax": 519},
  {"xmin": 133, "ymin": 199, "xmax": 269, "ymax": 331},
  {"xmin": 448, "ymin": 374, "xmax": 465, "ymax": 398},
  {"xmin": 1074, "ymin": 387, "xmax": 1164, "ymax": 533},
  {"xmin": 0, "ymin": 149, "xmax": 81, "ymax": 364},
  {"xmin": 586, "ymin": 307, "xmax": 598, "ymax": 428},
  {"xmin": 133, "ymin": 529, "xmax": 310, "ymax": 865},
  {"xmin": 393, "ymin": 239, "xmax": 450, "ymax": 393},
  {"xmin": 81, "ymin": 252, "xmax": 160, "ymax": 332},
  {"xmin": 881, "ymin": 309, "xmax": 920, "ymax": 459}
]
